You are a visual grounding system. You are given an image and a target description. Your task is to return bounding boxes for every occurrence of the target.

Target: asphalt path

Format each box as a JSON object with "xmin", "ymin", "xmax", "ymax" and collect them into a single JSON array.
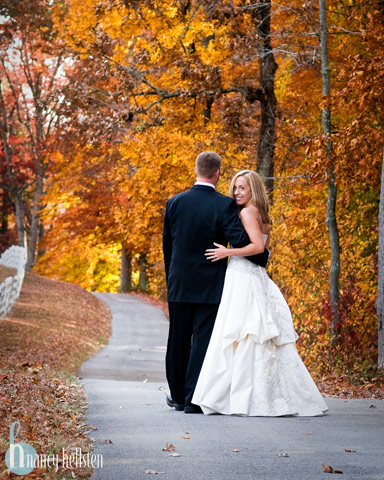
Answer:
[{"xmin": 79, "ymin": 293, "xmax": 384, "ymax": 480}]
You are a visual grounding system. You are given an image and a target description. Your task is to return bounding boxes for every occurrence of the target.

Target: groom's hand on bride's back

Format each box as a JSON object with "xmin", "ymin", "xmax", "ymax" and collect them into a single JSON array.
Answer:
[{"xmin": 246, "ymin": 248, "xmax": 269, "ymax": 268}]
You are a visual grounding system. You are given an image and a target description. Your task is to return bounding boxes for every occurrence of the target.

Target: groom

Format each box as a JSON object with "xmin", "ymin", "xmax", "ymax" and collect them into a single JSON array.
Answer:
[{"xmin": 162, "ymin": 151, "xmax": 269, "ymax": 413}]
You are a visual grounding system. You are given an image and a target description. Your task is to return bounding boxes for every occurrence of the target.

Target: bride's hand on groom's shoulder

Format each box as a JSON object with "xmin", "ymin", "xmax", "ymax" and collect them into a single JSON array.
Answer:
[{"xmin": 205, "ymin": 243, "xmax": 228, "ymax": 262}]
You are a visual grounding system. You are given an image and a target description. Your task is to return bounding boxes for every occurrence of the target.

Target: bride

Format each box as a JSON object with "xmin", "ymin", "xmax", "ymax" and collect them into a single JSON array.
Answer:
[{"xmin": 192, "ymin": 170, "xmax": 328, "ymax": 416}]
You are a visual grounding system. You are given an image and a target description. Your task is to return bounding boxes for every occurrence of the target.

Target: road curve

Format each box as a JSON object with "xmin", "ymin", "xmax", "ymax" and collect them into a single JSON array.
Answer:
[{"xmin": 79, "ymin": 292, "xmax": 168, "ymax": 382}]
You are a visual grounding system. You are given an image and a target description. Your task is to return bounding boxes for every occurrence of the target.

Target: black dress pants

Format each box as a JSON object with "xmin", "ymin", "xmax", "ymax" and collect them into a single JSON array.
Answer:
[{"xmin": 166, "ymin": 302, "xmax": 219, "ymax": 406}]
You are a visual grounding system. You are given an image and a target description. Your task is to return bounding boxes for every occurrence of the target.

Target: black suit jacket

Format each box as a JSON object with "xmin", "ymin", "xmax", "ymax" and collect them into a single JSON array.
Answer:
[{"xmin": 163, "ymin": 185, "xmax": 269, "ymax": 304}]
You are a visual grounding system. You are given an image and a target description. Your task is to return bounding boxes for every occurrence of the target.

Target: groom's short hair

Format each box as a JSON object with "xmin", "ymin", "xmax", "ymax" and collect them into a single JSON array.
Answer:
[{"xmin": 196, "ymin": 151, "xmax": 221, "ymax": 179}]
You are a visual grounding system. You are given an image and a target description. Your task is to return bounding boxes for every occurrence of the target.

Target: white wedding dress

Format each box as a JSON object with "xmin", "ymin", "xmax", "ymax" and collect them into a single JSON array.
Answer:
[{"xmin": 192, "ymin": 235, "xmax": 328, "ymax": 416}]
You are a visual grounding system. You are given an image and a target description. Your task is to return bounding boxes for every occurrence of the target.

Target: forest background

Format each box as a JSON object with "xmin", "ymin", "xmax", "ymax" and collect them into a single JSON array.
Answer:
[{"xmin": 1, "ymin": 0, "xmax": 383, "ymax": 388}]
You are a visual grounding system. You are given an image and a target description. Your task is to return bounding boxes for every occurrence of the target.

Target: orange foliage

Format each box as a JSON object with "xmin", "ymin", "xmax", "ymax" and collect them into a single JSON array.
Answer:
[
  {"xmin": 271, "ymin": 0, "xmax": 383, "ymax": 376},
  {"xmin": 32, "ymin": 0, "xmax": 384, "ymax": 380}
]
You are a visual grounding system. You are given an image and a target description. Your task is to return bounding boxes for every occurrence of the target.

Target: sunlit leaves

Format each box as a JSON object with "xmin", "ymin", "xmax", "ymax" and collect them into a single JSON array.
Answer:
[{"xmin": 32, "ymin": 0, "xmax": 384, "ymax": 380}]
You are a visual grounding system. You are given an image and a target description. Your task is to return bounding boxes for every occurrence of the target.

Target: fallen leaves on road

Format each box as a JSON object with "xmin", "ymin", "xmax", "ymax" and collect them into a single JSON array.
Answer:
[
  {"xmin": 322, "ymin": 463, "xmax": 343, "ymax": 474},
  {"xmin": 233, "ymin": 449, "xmax": 240, "ymax": 453},
  {"xmin": 162, "ymin": 443, "xmax": 175, "ymax": 452},
  {"xmin": 369, "ymin": 404, "xmax": 376, "ymax": 408},
  {"xmin": 145, "ymin": 470, "xmax": 166, "ymax": 475},
  {"xmin": 344, "ymin": 449, "xmax": 356, "ymax": 453},
  {"xmin": 181, "ymin": 435, "xmax": 190, "ymax": 439},
  {"xmin": 162, "ymin": 443, "xmax": 183, "ymax": 457}
]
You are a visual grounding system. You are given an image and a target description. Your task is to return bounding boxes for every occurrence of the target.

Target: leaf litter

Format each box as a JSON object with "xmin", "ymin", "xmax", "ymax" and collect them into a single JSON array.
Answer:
[
  {"xmin": 322, "ymin": 463, "xmax": 343, "ymax": 474},
  {"xmin": 0, "ymin": 273, "xmax": 111, "ymax": 479},
  {"xmin": 162, "ymin": 443, "xmax": 175, "ymax": 452}
]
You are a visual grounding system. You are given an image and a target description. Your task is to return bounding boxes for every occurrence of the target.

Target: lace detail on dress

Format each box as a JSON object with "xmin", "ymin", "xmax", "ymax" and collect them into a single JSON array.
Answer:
[
  {"xmin": 227, "ymin": 257, "xmax": 271, "ymax": 296},
  {"xmin": 227, "ymin": 256, "xmax": 264, "ymax": 276}
]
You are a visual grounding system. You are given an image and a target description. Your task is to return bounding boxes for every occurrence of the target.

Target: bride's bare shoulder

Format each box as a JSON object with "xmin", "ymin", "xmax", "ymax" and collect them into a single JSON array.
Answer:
[{"xmin": 239, "ymin": 205, "xmax": 261, "ymax": 221}]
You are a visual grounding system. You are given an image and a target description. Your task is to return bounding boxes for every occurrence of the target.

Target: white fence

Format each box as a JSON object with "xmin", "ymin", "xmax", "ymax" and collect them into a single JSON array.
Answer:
[{"xmin": 0, "ymin": 246, "xmax": 26, "ymax": 319}]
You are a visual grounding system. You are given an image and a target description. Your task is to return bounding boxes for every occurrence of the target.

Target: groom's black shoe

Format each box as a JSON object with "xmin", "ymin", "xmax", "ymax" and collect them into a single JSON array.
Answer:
[
  {"xmin": 184, "ymin": 404, "xmax": 203, "ymax": 414},
  {"xmin": 166, "ymin": 395, "xmax": 184, "ymax": 411}
]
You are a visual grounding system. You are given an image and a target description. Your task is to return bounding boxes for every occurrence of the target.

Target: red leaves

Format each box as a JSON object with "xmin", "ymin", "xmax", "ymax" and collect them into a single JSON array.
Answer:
[{"xmin": 315, "ymin": 372, "xmax": 384, "ymax": 399}]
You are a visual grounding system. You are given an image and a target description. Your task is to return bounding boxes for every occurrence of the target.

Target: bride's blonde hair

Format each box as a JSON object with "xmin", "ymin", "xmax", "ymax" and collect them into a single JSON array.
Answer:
[{"xmin": 229, "ymin": 170, "xmax": 271, "ymax": 225}]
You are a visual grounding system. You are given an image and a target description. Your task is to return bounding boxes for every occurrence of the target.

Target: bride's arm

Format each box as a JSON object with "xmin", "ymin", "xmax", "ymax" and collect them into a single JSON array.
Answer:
[{"xmin": 205, "ymin": 208, "xmax": 264, "ymax": 262}]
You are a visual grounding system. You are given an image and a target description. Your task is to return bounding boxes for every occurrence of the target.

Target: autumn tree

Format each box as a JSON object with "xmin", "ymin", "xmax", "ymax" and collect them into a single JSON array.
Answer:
[
  {"xmin": 33, "ymin": 0, "xmax": 384, "ymax": 379},
  {"xmin": 38, "ymin": 0, "xmax": 281, "ymax": 290},
  {"xmin": 318, "ymin": 0, "xmax": 340, "ymax": 345},
  {"xmin": 378, "ymin": 147, "xmax": 384, "ymax": 369},
  {"xmin": 0, "ymin": 78, "xmax": 31, "ymax": 246},
  {"xmin": 271, "ymin": 0, "xmax": 384, "ymax": 372},
  {"xmin": 250, "ymin": 0, "xmax": 278, "ymax": 195},
  {"xmin": 58, "ymin": 0, "xmax": 279, "ymax": 182},
  {"xmin": 0, "ymin": 0, "xmax": 66, "ymax": 268}
]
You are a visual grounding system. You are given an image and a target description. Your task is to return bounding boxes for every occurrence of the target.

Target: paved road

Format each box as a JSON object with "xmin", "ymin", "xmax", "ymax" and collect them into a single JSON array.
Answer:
[
  {"xmin": 80, "ymin": 293, "xmax": 384, "ymax": 480},
  {"xmin": 79, "ymin": 293, "xmax": 167, "ymax": 382}
]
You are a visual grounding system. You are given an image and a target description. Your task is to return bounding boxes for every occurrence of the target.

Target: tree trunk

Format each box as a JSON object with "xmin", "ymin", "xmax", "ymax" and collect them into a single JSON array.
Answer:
[
  {"xmin": 203, "ymin": 96, "xmax": 214, "ymax": 125},
  {"xmin": 326, "ymin": 172, "xmax": 340, "ymax": 344},
  {"xmin": 139, "ymin": 253, "xmax": 148, "ymax": 292},
  {"xmin": 253, "ymin": 0, "xmax": 278, "ymax": 198},
  {"xmin": 0, "ymin": 192, "xmax": 9, "ymax": 234},
  {"xmin": 37, "ymin": 220, "xmax": 46, "ymax": 258},
  {"xmin": 120, "ymin": 246, "xmax": 133, "ymax": 292},
  {"xmin": 13, "ymin": 195, "xmax": 25, "ymax": 247},
  {"xmin": 26, "ymin": 165, "xmax": 43, "ymax": 271},
  {"xmin": 319, "ymin": 0, "xmax": 340, "ymax": 345},
  {"xmin": 376, "ymin": 145, "xmax": 384, "ymax": 369}
]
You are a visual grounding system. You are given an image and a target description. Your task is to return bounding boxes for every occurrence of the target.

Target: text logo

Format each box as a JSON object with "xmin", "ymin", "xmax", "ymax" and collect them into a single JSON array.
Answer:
[{"xmin": 5, "ymin": 421, "xmax": 37, "ymax": 475}]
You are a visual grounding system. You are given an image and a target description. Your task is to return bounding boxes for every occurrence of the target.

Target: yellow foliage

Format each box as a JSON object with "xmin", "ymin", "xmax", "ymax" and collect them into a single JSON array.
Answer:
[{"xmin": 37, "ymin": 0, "xmax": 383, "ymax": 377}]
